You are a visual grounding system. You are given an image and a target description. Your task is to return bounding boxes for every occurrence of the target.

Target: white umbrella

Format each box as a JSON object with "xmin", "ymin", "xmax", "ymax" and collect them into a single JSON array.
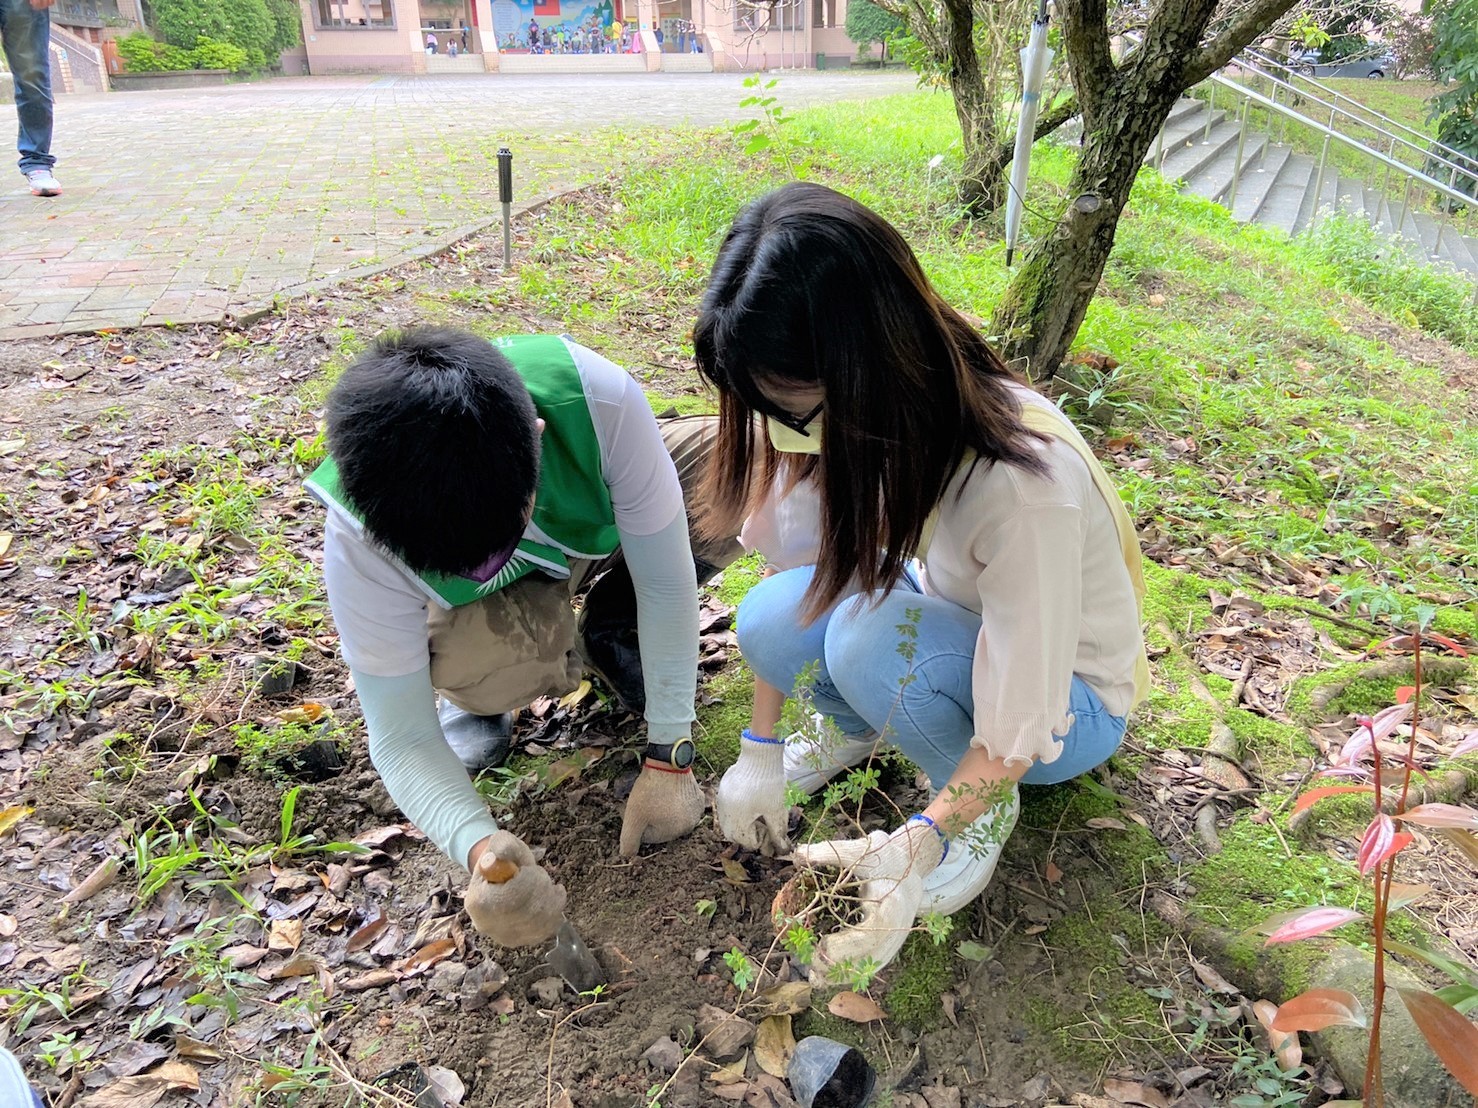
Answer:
[{"xmin": 1005, "ymin": 0, "xmax": 1054, "ymax": 266}]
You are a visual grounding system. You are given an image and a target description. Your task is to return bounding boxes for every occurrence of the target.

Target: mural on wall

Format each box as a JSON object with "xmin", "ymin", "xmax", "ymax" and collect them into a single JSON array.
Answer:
[{"xmin": 488, "ymin": 0, "xmax": 623, "ymax": 51}]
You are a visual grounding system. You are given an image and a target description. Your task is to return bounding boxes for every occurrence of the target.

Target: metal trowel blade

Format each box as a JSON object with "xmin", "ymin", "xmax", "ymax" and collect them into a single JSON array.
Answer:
[{"xmin": 546, "ymin": 918, "xmax": 605, "ymax": 993}]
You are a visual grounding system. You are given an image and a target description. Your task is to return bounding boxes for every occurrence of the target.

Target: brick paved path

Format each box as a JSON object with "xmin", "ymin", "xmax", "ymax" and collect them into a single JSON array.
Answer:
[{"xmin": 0, "ymin": 72, "xmax": 911, "ymax": 338}]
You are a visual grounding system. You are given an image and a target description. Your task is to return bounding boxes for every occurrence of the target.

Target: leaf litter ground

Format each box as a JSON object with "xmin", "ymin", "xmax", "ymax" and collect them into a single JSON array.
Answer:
[{"xmin": 4, "ymin": 124, "xmax": 1478, "ymax": 1106}]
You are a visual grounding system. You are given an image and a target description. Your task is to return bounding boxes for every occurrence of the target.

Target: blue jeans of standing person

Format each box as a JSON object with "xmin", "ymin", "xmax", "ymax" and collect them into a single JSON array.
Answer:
[
  {"xmin": 0, "ymin": 0, "xmax": 54, "ymax": 172},
  {"xmin": 736, "ymin": 566, "xmax": 1127, "ymax": 791}
]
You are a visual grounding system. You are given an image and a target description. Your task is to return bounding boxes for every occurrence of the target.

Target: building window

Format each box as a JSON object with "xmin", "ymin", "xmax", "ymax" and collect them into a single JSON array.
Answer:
[
  {"xmin": 314, "ymin": 0, "xmax": 396, "ymax": 29},
  {"xmin": 734, "ymin": 0, "xmax": 804, "ymax": 33}
]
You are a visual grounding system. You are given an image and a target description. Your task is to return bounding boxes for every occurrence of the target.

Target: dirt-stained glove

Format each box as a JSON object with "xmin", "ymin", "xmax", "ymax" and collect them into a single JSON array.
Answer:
[
  {"xmin": 465, "ymin": 830, "xmax": 567, "ymax": 947},
  {"xmin": 788, "ymin": 818, "xmax": 945, "ymax": 985},
  {"xmin": 716, "ymin": 730, "xmax": 790, "ymax": 856},
  {"xmin": 619, "ymin": 760, "xmax": 704, "ymax": 857}
]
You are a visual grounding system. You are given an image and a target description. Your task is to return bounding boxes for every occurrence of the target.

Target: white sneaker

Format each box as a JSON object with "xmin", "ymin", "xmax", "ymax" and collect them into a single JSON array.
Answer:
[
  {"xmin": 919, "ymin": 785, "xmax": 1020, "ymax": 916},
  {"xmin": 24, "ymin": 168, "xmax": 60, "ymax": 197},
  {"xmin": 783, "ymin": 727, "xmax": 881, "ymax": 794}
]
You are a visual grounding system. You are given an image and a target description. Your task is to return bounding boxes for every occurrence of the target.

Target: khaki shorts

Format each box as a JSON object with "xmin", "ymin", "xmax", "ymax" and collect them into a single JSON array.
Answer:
[{"xmin": 427, "ymin": 415, "xmax": 742, "ymax": 716}]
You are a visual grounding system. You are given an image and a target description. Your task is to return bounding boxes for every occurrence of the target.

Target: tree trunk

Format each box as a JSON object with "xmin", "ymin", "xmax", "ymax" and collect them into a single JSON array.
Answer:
[
  {"xmin": 941, "ymin": 0, "xmax": 1004, "ymax": 214},
  {"xmin": 989, "ymin": 83, "xmax": 1179, "ymax": 376},
  {"xmin": 989, "ymin": 0, "xmax": 1299, "ymax": 377}
]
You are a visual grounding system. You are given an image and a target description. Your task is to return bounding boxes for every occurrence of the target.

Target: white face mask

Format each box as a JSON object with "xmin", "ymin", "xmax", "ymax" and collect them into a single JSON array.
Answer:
[{"xmin": 767, "ymin": 416, "xmax": 824, "ymax": 454}]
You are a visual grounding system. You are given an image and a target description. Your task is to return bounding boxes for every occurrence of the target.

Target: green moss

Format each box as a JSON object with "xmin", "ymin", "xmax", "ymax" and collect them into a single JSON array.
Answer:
[
  {"xmin": 1020, "ymin": 780, "xmax": 1167, "ymax": 875},
  {"xmin": 714, "ymin": 552, "xmax": 766, "ymax": 609},
  {"xmin": 884, "ymin": 931, "xmax": 955, "ymax": 1032},
  {"xmin": 793, "ymin": 1007, "xmax": 870, "ymax": 1054},
  {"xmin": 1326, "ymin": 676, "xmax": 1408, "ymax": 719},
  {"xmin": 694, "ymin": 662, "xmax": 754, "ymax": 773},
  {"xmin": 1224, "ymin": 708, "xmax": 1314, "ymax": 777},
  {"xmin": 1432, "ymin": 605, "xmax": 1478, "ymax": 642},
  {"xmin": 1192, "ymin": 815, "xmax": 1359, "ymax": 930},
  {"xmin": 1142, "ymin": 562, "xmax": 1219, "ymax": 633},
  {"xmin": 1021, "ymin": 902, "xmax": 1180, "ymax": 1068}
]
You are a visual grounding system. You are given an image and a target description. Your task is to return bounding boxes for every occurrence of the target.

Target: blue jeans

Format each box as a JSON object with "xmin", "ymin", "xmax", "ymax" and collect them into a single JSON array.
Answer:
[
  {"xmin": 736, "ymin": 566, "xmax": 1127, "ymax": 791},
  {"xmin": 1, "ymin": 0, "xmax": 54, "ymax": 172}
]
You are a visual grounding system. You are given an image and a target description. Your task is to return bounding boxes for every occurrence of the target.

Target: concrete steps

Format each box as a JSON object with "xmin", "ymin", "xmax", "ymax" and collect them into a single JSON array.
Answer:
[{"xmin": 1153, "ymin": 96, "xmax": 1478, "ymax": 281}]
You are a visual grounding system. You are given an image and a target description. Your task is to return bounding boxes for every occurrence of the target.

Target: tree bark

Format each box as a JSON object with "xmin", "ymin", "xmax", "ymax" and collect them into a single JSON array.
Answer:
[
  {"xmin": 990, "ymin": 0, "xmax": 1298, "ymax": 377},
  {"xmin": 990, "ymin": 78, "xmax": 1181, "ymax": 375},
  {"xmin": 940, "ymin": 0, "xmax": 1002, "ymax": 213}
]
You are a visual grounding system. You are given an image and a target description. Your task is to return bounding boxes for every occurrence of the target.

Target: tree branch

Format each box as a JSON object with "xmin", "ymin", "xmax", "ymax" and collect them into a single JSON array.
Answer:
[
  {"xmin": 1184, "ymin": 0, "xmax": 1301, "ymax": 85},
  {"xmin": 1058, "ymin": 0, "xmax": 1115, "ymax": 122}
]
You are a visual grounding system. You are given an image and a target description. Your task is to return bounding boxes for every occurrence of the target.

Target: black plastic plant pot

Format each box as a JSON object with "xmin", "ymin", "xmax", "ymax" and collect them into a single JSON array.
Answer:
[{"xmin": 787, "ymin": 1036, "xmax": 876, "ymax": 1108}]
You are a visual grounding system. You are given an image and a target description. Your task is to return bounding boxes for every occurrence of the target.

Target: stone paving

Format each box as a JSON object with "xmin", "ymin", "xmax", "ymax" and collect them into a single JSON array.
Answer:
[{"xmin": 0, "ymin": 71, "xmax": 912, "ymax": 339}]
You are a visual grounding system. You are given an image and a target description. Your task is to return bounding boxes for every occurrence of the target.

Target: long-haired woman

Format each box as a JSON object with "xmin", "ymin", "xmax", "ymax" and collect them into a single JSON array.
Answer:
[{"xmin": 702, "ymin": 182, "xmax": 1149, "ymax": 978}]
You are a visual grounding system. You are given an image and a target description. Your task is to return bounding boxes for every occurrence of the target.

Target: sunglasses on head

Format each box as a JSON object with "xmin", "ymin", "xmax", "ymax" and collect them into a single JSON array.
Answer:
[{"xmin": 766, "ymin": 400, "xmax": 824, "ymax": 437}]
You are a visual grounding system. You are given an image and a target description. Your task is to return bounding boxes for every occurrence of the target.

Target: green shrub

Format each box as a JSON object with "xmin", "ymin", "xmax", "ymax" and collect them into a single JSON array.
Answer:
[
  {"xmin": 116, "ymin": 33, "xmax": 194, "ymax": 73},
  {"xmin": 190, "ymin": 36, "xmax": 250, "ymax": 72}
]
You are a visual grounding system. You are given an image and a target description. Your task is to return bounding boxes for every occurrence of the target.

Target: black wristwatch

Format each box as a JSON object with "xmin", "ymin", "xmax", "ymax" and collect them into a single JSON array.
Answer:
[{"xmin": 644, "ymin": 738, "xmax": 696, "ymax": 770}]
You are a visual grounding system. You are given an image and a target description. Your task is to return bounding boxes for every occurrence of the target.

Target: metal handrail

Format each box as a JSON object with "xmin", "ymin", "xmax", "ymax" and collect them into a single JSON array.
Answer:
[
  {"xmin": 1241, "ymin": 46, "xmax": 1465, "ymax": 170},
  {"xmin": 1200, "ymin": 69, "xmax": 1475, "ymax": 214},
  {"xmin": 1226, "ymin": 50, "xmax": 1477, "ymax": 193}
]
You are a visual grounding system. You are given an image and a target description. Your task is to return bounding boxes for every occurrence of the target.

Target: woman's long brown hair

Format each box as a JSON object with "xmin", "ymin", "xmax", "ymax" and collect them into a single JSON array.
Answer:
[{"xmin": 695, "ymin": 181, "xmax": 1047, "ymax": 622}]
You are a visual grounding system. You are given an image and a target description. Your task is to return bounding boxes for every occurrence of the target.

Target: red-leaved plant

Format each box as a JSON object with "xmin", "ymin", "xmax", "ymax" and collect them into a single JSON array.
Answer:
[{"xmin": 1267, "ymin": 639, "xmax": 1478, "ymax": 1104}]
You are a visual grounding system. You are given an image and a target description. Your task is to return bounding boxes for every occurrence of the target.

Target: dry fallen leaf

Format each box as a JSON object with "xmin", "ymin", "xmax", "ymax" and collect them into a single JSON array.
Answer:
[
  {"xmin": 0, "ymin": 532, "xmax": 12, "ymax": 559},
  {"xmin": 753, "ymin": 1014, "xmax": 795, "ymax": 1077},
  {"xmin": 268, "ymin": 919, "xmax": 303, "ymax": 953},
  {"xmin": 263, "ymin": 955, "xmax": 320, "ymax": 981},
  {"xmin": 174, "ymin": 1035, "xmax": 224, "ymax": 1063},
  {"xmin": 1252, "ymin": 998, "xmax": 1303, "ymax": 1072},
  {"xmin": 0, "ymin": 805, "xmax": 32, "ymax": 837},
  {"xmin": 278, "ymin": 702, "xmax": 329, "ymax": 724},
  {"xmin": 0, "ymin": 913, "xmax": 16, "ymax": 937},
  {"xmin": 1102, "ymin": 1077, "xmax": 1170, "ymax": 1107},
  {"xmin": 721, "ymin": 858, "xmax": 750, "ymax": 885},
  {"xmin": 346, "ymin": 911, "xmax": 389, "ymax": 953},
  {"xmin": 558, "ymin": 679, "xmax": 592, "ymax": 709},
  {"xmin": 402, "ymin": 937, "xmax": 457, "ymax": 974},
  {"xmin": 78, "ymin": 1061, "xmax": 199, "ymax": 1108},
  {"xmin": 1085, "ymin": 816, "xmax": 1127, "ymax": 831},
  {"xmin": 62, "ymin": 856, "xmax": 120, "ymax": 905},
  {"xmin": 753, "ymin": 980, "xmax": 811, "ymax": 1017},
  {"xmin": 709, "ymin": 1050, "xmax": 748, "ymax": 1085},
  {"xmin": 827, "ymin": 991, "xmax": 887, "ymax": 1023},
  {"xmin": 1190, "ymin": 958, "xmax": 1241, "ymax": 996},
  {"xmin": 1044, "ymin": 860, "xmax": 1064, "ymax": 884}
]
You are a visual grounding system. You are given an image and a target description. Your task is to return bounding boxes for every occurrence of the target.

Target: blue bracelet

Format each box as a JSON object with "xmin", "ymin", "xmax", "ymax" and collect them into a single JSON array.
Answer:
[
  {"xmin": 907, "ymin": 813, "xmax": 949, "ymax": 861},
  {"xmin": 741, "ymin": 729, "xmax": 785, "ymax": 745}
]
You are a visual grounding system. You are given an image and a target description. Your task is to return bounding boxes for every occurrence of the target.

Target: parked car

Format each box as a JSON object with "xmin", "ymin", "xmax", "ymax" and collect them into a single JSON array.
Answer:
[{"xmin": 1290, "ymin": 45, "xmax": 1395, "ymax": 79}]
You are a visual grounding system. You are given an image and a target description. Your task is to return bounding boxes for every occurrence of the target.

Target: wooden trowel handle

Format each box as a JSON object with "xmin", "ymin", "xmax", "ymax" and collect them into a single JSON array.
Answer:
[{"xmin": 478, "ymin": 855, "xmax": 520, "ymax": 884}]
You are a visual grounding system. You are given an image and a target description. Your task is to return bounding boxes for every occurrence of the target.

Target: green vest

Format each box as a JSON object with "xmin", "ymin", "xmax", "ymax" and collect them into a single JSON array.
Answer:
[{"xmin": 306, "ymin": 334, "xmax": 619, "ymax": 609}]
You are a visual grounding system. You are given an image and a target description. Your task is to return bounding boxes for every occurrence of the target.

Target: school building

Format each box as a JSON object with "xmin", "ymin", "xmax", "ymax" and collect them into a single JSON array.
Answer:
[{"xmin": 294, "ymin": 0, "xmax": 858, "ymax": 76}]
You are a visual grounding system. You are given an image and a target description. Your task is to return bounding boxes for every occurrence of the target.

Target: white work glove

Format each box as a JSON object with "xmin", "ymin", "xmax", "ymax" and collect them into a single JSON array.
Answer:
[
  {"xmin": 465, "ymin": 830, "xmax": 567, "ymax": 947},
  {"xmin": 619, "ymin": 760, "xmax": 705, "ymax": 857},
  {"xmin": 787, "ymin": 819, "xmax": 945, "ymax": 986},
  {"xmin": 716, "ymin": 730, "xmax": 791, "ymax": 856}
]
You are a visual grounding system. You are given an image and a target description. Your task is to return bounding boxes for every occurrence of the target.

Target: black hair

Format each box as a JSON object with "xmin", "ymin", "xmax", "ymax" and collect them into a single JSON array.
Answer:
[
  {"xmin": 695, "ymin": 182, "xmax": 1047, "ymax": 620},
  {"xmin": 325, "ymin": 327, "xmax": 540, "ymax": 576}
]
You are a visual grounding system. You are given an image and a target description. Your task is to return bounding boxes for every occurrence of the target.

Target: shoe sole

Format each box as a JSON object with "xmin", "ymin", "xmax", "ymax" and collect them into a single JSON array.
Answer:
[{"xmin": 30, "ymin": 187, "xmax": 60, "ymax": 197}]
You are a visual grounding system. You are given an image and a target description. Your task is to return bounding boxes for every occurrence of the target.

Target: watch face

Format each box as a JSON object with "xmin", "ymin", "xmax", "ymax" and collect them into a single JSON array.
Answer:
[{"xmin": 671, "ymin": 739, "xmax": 695, "ymax": 768}]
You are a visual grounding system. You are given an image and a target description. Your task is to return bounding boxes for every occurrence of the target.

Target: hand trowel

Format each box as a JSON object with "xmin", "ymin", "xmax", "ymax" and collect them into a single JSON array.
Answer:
[{"xmin": 479, "ymin": 857, "xmax": 606, "ymax": 993}]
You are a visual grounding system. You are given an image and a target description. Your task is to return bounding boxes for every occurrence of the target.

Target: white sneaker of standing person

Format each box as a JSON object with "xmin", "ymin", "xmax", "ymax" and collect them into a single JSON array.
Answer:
[
  {"xmin": 25, "ymin": 167, "xmax": 60, "ymax": 197},
  {"xmin": 918, "ymin": 782, "xmax": 1020, "ymax": 916},
  {"xmin": 783, "ymin": 712, "xmax": 882, "ymax": 794}
]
